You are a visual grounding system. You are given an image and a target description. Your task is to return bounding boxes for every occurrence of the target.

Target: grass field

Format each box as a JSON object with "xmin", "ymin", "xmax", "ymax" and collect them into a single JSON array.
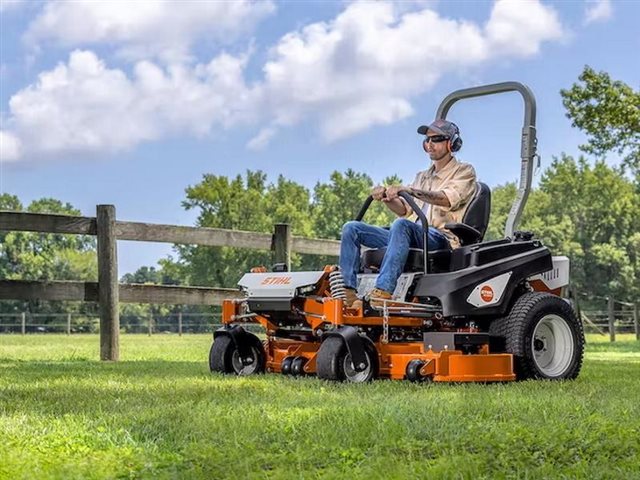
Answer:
[{"xmin": 1, "ymin": 334, "xmax": 639, "ymax": 479}]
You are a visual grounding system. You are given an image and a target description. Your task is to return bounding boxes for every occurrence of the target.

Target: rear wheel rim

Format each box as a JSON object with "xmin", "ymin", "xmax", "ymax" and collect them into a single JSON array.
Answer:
[
  {"xmin": 231, "ymin": 347, "xmax": 260, "ymax": 375},
  {"xmin": 343, "ymin": 353, "xmax": 371, "ymax": 382},
  {"xmin": 532, "ymin": 314, "xmax": 575, "ymax": 377}
]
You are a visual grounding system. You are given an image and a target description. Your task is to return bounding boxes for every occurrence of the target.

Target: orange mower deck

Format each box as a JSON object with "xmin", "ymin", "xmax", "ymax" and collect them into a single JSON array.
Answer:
[{"xmin": 222, "ymin": 298, "xmax": 516, "ymax": 382}]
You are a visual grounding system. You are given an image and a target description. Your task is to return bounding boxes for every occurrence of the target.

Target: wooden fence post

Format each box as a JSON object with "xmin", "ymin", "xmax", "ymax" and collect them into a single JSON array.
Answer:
[
  {"xmin": 21, "ymin": 312, "xmax": 25, "ymax": 335},
  {"xmin": 607, "ymin": 296, "xmax": 615, "ymax": 342},
  {"xmin": 273, "ymin": 223, "xmax": 292, "ymax": 271},
  {"xmin": 67, "ymin": 313, "xmax": 71, "ymax": 335},
  {"xmin": 634, "ymin": 303, "xmax": 639, "ymax": 341},
  {"xmin": 97, "ymin": 205, "xmax": 119, "ymax": 361},
  {"xmin": 178, "ymin": 312, "xmax": 183, "ymax": 336}
]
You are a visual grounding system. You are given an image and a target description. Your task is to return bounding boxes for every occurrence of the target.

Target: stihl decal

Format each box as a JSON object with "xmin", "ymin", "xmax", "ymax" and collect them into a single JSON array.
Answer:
[
  {"xmin": 260, "ymin": 277, "xmax": 292, "ymax": 285},
  {"xmin": 467, "ymin": 272, "xmax": 512, "ymax": 308},
  {"xmin": 480, "ymin": 286, "xmax": 494, "ymax": 302}
]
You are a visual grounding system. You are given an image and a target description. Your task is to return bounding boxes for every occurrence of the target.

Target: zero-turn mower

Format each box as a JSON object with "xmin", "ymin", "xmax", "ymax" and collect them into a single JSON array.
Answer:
[{"xmin": 208, "ymin": 82, "xmax": 585, "ymax": 383}]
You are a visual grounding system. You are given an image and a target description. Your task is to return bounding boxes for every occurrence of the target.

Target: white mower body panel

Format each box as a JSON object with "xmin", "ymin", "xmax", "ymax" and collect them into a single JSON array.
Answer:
[
  {"xmin": 528, "ymin": 256, "xmax": 570, "ymax": 291},
  {"xmin": 238, "ymin": 271, "xmax": 324, "ymax": 298}
]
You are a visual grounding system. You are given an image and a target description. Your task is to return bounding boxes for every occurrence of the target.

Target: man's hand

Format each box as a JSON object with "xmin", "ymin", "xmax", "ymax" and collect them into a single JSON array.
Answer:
[
  {"xmin": 385, "ymin": 185, "xmax": 409, "ymax": 200},
  {"xmin": 371, "ymin": 185, "xmax": 387, "ymax": 201}
]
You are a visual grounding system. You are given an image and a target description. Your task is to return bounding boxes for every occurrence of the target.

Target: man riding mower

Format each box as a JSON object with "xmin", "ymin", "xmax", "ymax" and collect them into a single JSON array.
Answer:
[{"xmin": 208, "ymin": 82, "xmax": 585, "ymax": 383}]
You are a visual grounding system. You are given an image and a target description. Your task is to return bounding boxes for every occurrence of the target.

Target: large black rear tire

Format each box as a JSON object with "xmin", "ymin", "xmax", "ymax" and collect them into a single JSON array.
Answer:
[
  {"xmin": 490, "ymin": 292, "xmax": 584, "ymax": 380},
  {"xmin": 209, "ymin": 333, "xmax": 265, "ymax": 375},
  {"xmin": 316, "ymin": 336, "xmax": 378, "ymax": 382}
]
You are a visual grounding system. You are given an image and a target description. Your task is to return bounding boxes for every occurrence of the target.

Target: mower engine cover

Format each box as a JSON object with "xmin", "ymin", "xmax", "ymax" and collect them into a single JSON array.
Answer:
[{"xmin": 238, "ymin": 271, "xmax": 324, "ymax": 298}]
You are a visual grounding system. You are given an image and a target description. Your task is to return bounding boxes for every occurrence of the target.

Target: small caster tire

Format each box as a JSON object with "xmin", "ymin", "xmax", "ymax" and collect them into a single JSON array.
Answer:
[
  {"xmin": 291, "ymin": 356, "xmax": 307, "ymax": 376},
  {"xmin": 406, "ymin": 359, "xmax": 427, "ymax": 382},
  {"xmin": 209, "ymin": 331, "xmax": 265, "ymax": 375},
  {"xmin": 281, "ymin": 356, "xmax": 294, "ymax": 375}
]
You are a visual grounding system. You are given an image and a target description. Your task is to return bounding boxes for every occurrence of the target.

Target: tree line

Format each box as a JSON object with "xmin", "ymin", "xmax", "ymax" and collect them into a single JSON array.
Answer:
[{"xmin": 1, "ymin": 66, "xmax": 638, "ymax": 325}]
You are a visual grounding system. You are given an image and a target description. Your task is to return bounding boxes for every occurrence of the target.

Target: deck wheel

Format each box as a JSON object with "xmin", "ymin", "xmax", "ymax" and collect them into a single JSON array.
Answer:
[{"xmin": 406, "ymin": 359, "xmax": 428, "ymax": 382}]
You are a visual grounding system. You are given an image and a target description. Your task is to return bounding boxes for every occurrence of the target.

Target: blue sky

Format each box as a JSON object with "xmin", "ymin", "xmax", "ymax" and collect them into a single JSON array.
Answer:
[{"xmin": 1, "ymin": 0, "xmax": 638, "ymax": 275}]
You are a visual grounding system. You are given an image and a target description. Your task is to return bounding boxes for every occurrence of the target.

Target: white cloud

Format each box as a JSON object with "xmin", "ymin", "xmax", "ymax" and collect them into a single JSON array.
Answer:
[
  {"xmin": 261, "ymin": 0, "xmax": 564, "ymax": 141},
  {"xmin": 24, "ymin": 0, "xmax": 276, "ymax": 62},
  {"xmin": 486, "ymin": 0, "xmax": 563, "ymax": 56},
  {"xmin": 5, "ymin": 50, "xmax": 258, "ymax": 159},
  {"xmin": 584, "ymin": 0, "xmax": 612, "ymax": 25},
  {"xmin": 0, "ymin": 131, "xmax": 22, "ymax": 162},
  {"xmin": 4, "ymin": 0, "xmax": 566, "ymax": 161},
  {"xmin": 247, "ymin": 127, "xmax": 278, "ymax": 151}
]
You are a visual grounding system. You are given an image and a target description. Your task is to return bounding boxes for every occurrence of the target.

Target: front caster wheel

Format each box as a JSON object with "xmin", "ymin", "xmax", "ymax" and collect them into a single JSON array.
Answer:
[
  {"xmin": 291, "ymin": 356, "xmax": 308, "ymax": 376},
  {"xmin": 406, "ymin": 359, "xmax": 430, "ymax": 382},
  {"xmin": 209, "ymin": 332, "xmax": 265, "ymax": 375},
  {"xmin": 316, "ymin": 336, "xmax": 378, "ymax": 383},
  {"xmin": 281, "ymin": 356, "xmax": 294, "ymax": 375}
]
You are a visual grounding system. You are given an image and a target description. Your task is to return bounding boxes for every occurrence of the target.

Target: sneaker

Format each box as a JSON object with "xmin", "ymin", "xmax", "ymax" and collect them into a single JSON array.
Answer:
[
  {"xmin": 368, "ymin": 287, "xmax": 393, "ymax": 309},
  {"xmin": 344, "ymin": 288, "xmax": 362, "ymax": 309}
]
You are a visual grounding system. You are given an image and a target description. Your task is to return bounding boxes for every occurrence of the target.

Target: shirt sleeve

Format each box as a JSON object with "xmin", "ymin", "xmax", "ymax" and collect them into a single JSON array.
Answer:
[{"xmin": 440, "ymin": 163, "xmax": 477, "ymax": 211}]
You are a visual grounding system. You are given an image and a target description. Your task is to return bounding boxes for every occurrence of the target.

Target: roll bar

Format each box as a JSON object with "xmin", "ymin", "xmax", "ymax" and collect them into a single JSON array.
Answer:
[{"xmin": 435, "ymin": 82, "xmax": 538, "ymax": 238}]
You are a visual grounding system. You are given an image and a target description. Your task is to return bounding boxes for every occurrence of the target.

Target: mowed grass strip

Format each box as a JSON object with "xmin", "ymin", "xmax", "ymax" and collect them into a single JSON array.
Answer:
[{"xmin": 1, "ymin": 334, "xmax": 638, "ymax": 479}]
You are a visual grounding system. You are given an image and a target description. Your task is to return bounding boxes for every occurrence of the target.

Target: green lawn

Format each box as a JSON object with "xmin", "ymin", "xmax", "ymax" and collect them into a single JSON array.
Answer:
[{"xmin": 1, "ymin": 334, "xmax": 638, "ymax": 479}]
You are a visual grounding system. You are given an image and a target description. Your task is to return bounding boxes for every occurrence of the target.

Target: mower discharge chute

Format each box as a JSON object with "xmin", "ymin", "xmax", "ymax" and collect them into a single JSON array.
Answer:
[{"xmin": 209, "ymin": 82, "xmax": 585, "ymax": 383}]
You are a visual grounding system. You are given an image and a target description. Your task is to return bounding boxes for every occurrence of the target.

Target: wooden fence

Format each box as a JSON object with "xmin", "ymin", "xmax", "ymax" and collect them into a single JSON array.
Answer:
[{"xmin": 0, "ymin": 206, "xmax": 340, "ymax": 361}]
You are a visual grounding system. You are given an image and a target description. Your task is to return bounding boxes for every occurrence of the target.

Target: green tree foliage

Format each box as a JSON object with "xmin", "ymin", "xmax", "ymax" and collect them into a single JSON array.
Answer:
[
  {"xmin": 487, "ymin": 156, "xmax": 639, "ymax": 304},
  {"xmin": 174, "ymin": 170, "xmax": 313, "ymax": 287},
  {"xmin": 560, "ymin": 66, "xmax": 640, "ymax": 176}
]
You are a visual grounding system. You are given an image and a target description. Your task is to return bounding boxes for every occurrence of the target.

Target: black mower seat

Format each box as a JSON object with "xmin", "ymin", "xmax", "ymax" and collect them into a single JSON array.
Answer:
[
  {"xmin": 360, "ymin": 182, "xmax": 491, "ymax": 273},
  {"xmin": 444, "ymin": 182, "xmax": 491, "ymax": 246}
]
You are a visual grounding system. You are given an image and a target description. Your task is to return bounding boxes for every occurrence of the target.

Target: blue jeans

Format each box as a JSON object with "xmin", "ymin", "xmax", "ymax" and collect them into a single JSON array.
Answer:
[{"xmin": 339, "ymin": 218, "xmax": 450, "ymax": 293}]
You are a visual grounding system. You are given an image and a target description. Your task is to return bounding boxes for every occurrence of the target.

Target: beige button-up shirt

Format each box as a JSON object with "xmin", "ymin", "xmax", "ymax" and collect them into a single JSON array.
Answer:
[{"xmin": 402, "ymin": 156, "xmax": 477, "ymax": 248}]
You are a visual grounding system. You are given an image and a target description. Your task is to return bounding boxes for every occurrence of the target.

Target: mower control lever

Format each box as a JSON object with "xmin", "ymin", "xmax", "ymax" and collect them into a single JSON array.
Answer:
[{"xmin": 353, "ymin": 192, "xmax": 431, "ymax": 275}]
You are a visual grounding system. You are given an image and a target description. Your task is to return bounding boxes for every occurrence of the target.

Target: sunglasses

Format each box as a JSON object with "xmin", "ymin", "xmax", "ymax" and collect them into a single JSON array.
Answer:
[{"xmin": 423, "ymin": 134, "xmax": 450, "ymax": 144}]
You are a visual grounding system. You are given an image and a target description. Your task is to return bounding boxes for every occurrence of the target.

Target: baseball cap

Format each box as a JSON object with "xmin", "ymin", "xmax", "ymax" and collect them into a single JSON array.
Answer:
[{"xmin": 417, "ymin": 119, "xmax": 459, "ymax": 137}]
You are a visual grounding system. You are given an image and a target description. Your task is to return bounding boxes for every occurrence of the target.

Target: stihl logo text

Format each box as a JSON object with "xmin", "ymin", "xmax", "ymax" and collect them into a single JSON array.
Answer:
[
  {"xmin": 260, "ymin": 277, "xmax": 292, "ymax": 285},
  {"xmin": 480, "ymin": 286, "xmax": 494, "ymax": 302}
]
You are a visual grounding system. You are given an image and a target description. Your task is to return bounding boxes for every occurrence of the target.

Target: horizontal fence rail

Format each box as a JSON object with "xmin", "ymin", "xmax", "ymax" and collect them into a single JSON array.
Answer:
[
  {"xmin": 0, "ymin": 211, "xmax": 340, "ymax": 254},
  {"xmin": 0, "ymin": 212, "xmax": 97, "ymax": 235},
  {"xmin": 0, "ymin": 280, "xmax": 242, "ymax": 305}
]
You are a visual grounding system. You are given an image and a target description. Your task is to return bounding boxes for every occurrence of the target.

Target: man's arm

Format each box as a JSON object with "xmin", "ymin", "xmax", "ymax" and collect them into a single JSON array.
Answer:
[
  {"xmin": 383, "ymin": 197, "xmax": 408, "ymax": 216},
  {"xmin": 408, "ymin": 187, "xmax": 451, "ymax": 207}
]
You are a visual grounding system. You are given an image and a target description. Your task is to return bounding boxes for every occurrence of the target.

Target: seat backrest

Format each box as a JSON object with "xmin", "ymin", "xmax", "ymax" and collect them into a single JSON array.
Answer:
[{"xmin": 462, "ymin": 182, "xmax": 491, "ymax": 241}]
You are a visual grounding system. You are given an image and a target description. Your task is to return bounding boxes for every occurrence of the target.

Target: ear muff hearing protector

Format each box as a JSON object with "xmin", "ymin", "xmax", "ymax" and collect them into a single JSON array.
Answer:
[{"xmin": 447, "ymin": 122, "xmax": 463, "ymax": 153}]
